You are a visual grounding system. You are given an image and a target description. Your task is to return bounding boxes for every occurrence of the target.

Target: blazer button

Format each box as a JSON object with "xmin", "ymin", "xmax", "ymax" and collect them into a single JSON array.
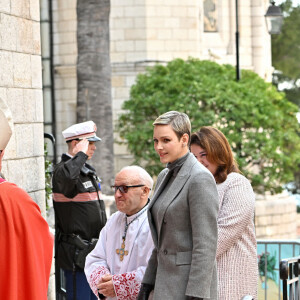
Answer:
[
  {"xmin": 163, "ymin": 218, "xmax": 167, "ymax": 224},
  {"xmin": 163, "ymin": 249, "xmax": 168, "ymax": 255}
]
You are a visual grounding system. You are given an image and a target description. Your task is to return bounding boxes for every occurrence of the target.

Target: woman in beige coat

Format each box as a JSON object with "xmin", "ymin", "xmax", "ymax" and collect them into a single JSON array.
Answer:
[
  {"xmin": 190, "ymin": 126, "xmax": 258, "ymax": 300},
  {"xmin": 138, "ymin": 111, "xmax": 219, "ymax": 300}
]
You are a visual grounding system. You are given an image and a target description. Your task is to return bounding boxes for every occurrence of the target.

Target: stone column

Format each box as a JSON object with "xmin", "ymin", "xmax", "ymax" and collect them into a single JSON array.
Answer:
[{"xmin": 251, "ymin": 0, "xmax": 273, "ymax": 81}]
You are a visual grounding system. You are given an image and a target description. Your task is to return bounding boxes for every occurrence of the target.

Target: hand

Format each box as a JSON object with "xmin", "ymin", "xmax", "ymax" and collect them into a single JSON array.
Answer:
[
  {"xmin": 73, "ymin": 139, "xmax": 89, "ymax": 156},
  {"xmin": 97, "ymin": 274, "xmax": 116, "ymax": 298}
]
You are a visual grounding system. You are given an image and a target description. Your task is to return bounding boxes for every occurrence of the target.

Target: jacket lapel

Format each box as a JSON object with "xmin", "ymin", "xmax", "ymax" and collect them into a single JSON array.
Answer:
[
  {"xmin": 149, "ymin": 153, "xmax": 198, "ymax": 246},
  {"xmin": 148, "ymin": 168, "xmax": 169, "ymax": 210},
  {"xmin": 156, "ymin": 155, "xmax": 195, "ymax": 232},
  {"xmin": 147, "ymin": 168, "xmax": 169, "ymax": 246}
]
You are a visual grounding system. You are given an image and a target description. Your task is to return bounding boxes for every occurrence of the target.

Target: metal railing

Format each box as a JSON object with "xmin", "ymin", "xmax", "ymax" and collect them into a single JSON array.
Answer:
[
  {"xmin": 54, "ymin": 239, "xmax": 300, "ymax": 299},
  {"xmin": 280, "ymin": 256, "xmax": 300, "ymax": 300},
  {"xmin": 257, "ymin": 239, "xmax": 300, "ymax": 300}
]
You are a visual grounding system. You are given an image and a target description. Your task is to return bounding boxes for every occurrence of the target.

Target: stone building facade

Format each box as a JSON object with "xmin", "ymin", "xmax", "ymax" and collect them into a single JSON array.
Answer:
[
  {"xmin": 0, "ymin": 0, "xmax": 44, "ymax": 206},
  {"xmin": 0, "ymin": 0, "xmax": 55, "ymax": 298},
  {"xmin": 52, "ymin": 0, "xmax": 274, "ymax": 170},
  {"xmin": 255, "ymin": 192, "xmax": 297, "ymax": 239},
  {"xmin": 50, "ymin": 0, "xmax": 297, "ymax": 238}
]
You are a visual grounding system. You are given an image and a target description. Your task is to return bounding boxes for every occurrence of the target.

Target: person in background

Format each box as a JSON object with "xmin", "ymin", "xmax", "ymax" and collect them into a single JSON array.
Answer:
[
  {"xmin": 0, "ymin": 108, "xmax": 54, "ymax": 300},
  {"xmin": 52, "ymin": 120, "xmax": 107, "ymax": 300},
  {"xmin": 190, "ymin": 126, "xmax": 258, "ymax": 300},
  {"xmin": 85, "ymin": 165, "xmax": 154, "ymax": 300},
  {"xmin": 138, "ymin": 111, "xmax": 219, "ymax": 300}
]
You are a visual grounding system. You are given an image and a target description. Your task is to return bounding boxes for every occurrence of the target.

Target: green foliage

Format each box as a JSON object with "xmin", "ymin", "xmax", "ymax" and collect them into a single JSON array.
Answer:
[
  {"xmin": 44, "ymin": 143, "xmax": 52, "ymax": 209},
  {"xmin": 272, "ymin": 1, "xmax": 300, "ymax": 81},
  {"xmin": 272, "ymin": 1, "xmax": 300, "ymax": 194},
  {"xmin": 258, "ymin": 252, "xmax": 277, "ymax": 281},
  {"xmin": 273, "ymin": 72, "xmax": 300, "ymax": 107},
  {"xmin": 117, "ymin": 58, "xmax": 300, "ymax": 194},
  {"xmin": 271, "ymin": 1, "xmax": 300, "ymax": 106}
]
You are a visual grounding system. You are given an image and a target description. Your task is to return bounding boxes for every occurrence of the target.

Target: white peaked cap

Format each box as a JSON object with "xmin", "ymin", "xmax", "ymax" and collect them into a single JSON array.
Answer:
[{"xmin": 62, "ymin": 120, "xmax": 101, "ymax": 142}]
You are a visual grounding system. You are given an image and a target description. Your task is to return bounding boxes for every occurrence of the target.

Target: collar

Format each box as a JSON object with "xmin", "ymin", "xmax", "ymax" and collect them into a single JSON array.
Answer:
[
  {"xmin": 125, "ymin": 199, "xmax": 149, "ymax": 222},
  {"xmin": 65, "ymin": 152, "xmax": 73, "ymax": 158},
  {"xmin": 61, "ymin": 153, "xmax": 96, "ymax": 172},
  {"xmin": 166, "ymin": 152, "xmax": 190, "ymax": 176}
]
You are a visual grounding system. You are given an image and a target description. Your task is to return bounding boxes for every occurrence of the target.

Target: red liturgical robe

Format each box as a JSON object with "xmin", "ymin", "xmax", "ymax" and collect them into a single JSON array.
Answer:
[{"xmin": 0, "ymin": 178, "xmax": 54, "ymax": 300}]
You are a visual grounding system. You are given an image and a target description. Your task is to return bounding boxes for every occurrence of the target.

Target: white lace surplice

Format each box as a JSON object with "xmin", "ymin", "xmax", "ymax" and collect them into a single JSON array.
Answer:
[{"xmin": 85, "ymin": 209, "xmax": 154, "ymax": 300}]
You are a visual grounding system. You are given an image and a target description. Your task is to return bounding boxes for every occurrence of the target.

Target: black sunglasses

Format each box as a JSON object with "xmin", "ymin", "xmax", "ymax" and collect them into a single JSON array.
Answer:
[{"xmin": 111, "ymin": 184, "xmax": 145, "ymax": 194}]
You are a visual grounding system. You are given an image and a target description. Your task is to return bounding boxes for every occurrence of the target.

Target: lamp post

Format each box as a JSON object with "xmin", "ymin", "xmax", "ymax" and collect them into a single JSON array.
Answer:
[
  {"xmin": 235, "ymin": 1, "xmax": 283, "ymax": 81},
  {"xmin": 235, "ymin": 0, "xmax": 240, "ymax": 81},
  {"xmin": 265, "ymin": 1, "xmax": 283, "ymax": 35}
]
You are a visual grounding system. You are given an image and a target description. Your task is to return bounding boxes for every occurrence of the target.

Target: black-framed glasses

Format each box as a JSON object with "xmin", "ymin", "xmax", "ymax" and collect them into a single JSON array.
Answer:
[{"xmin": 111, "ymin": 184, "xmax": 145, "ymax": 194}]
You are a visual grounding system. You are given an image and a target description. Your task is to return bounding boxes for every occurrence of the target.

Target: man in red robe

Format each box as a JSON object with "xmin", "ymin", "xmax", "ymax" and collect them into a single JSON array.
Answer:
[{"xmin": 0, "ymin": 108, "xmax": 54, "ymax": 300}]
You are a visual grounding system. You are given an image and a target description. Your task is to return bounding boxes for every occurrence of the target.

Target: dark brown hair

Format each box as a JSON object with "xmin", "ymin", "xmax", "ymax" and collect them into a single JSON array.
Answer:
[{"xmin": 190, "ymin": 126, "xmax": 240, "ymax": 183}]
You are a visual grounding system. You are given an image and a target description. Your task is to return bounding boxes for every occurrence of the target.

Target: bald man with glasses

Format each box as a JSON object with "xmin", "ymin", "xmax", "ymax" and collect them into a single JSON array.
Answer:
[{"xmin": 85, "ymin": 166, "xmax": 154, "ymax": 300}]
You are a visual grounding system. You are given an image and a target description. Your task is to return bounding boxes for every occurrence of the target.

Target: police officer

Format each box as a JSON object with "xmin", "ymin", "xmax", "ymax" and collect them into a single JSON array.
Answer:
[{"xmin": 52, "ymin": 121, "xmax": 107, "ymax": 300}]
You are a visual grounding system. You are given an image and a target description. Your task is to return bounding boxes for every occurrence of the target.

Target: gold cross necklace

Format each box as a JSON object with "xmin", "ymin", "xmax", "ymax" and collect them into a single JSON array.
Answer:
[{"xmin": 116, "ymin": 203, "xmax": 148, "ymax": 261}]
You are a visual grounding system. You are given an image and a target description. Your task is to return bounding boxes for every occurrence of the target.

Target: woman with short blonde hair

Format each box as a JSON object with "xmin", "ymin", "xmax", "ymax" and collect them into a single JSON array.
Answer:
[{"xmin": 138, "ymin": 111, "xmax": 219, "ymax": 300}]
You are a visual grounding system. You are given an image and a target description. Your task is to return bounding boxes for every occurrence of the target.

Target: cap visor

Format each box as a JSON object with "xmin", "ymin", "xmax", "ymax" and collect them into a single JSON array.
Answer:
[{"xmin": 88, "ymin": 136, "xmax": 101, "ymax": 142}]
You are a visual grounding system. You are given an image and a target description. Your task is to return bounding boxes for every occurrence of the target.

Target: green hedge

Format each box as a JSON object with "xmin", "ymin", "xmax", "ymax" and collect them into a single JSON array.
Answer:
[{"xmin": 118, "ymin": 58, "xmax": 300, "ymax": 194}]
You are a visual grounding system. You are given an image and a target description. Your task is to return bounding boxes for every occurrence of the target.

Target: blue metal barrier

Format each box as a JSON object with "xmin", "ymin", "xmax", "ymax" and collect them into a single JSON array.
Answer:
[{"xmin": 257, "ymin": 239, "xmax": 300, "ymax": 300}]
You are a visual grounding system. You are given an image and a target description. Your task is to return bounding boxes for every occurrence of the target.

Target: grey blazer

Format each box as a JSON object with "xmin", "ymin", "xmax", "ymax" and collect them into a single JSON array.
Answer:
[{"xmin": 143, "ymin": 153, "xmax": 219, "ymax": 300}]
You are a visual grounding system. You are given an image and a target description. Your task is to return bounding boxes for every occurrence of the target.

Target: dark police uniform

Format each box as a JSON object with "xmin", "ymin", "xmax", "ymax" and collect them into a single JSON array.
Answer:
[{"xmin": 52, "ymin": 151, "xmax": 107, "ymax": 300}]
